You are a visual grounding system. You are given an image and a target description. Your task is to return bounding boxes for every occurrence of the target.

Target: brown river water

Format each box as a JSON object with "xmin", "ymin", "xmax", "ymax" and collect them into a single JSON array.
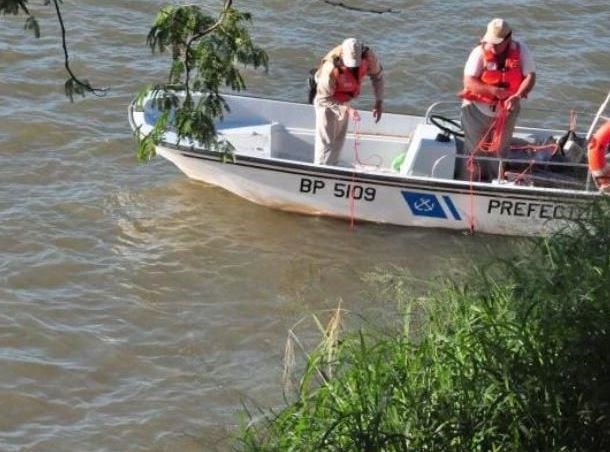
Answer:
[{"xmin": 0, "ymin": 0, "xmax": 608, "ymax": 450}]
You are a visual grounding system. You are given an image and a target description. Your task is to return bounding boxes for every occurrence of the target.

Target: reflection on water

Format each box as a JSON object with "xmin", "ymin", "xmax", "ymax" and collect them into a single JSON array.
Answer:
[{"xmin": 0, "ymin": 0, "xmax": 606, "ymax": 449}]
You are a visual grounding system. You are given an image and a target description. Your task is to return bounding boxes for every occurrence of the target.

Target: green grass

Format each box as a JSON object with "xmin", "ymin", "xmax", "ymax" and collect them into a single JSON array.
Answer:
[{"xmin": 238, "ymin": 201, "xmax": 610, "ymax": 451}]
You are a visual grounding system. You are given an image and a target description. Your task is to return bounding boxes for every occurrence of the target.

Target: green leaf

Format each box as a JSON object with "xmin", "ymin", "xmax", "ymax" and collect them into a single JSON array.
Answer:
[
  {"xmin": 0, "ymin": 0, "xmax": 30, "ymax": 15},
  {"xmin": 23, "ymin": 15, "xmax": 40, "ymax": 38}
]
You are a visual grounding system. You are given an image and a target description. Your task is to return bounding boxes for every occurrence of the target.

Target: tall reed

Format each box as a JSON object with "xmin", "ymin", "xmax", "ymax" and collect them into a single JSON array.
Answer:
[{"xmin": 238, "ymin": 200, "xmax": 610, "ymax": 451}]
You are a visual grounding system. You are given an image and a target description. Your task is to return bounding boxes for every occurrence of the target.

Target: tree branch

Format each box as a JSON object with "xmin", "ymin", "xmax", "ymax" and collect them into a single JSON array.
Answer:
[
  {"xmin": 0, "ymin": 0, "xmax": 30, "ymax": 15},
  {"xmin": 51, "ymin": 0, "xmax": 107, "ymax": 100},
  {"xmin": 184, "ymin": 0, "xmax": 234, "ymax": 102},
  {"xmin": 190, "ymin": 0, "xmax": 233, "ymax": 42}
]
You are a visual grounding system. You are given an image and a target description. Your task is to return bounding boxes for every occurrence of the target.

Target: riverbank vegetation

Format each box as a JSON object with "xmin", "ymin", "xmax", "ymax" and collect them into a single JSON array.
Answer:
[{"xmin": 238, "ymin": 203, "xmax": 610, "ymax": 450}]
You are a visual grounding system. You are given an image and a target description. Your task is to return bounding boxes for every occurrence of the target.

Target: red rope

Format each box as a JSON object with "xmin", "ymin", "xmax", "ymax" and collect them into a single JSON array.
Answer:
[
  {"xmin": 489, "ymin": 105, "xmax": 509, "ymax": 152},
  {"xmin": 465, "ymin": 103, "xmax": 510, "ymax": 232},
  {"xmin": 464, "ymin": 104, "xmax": 579, "ymax": 232}
]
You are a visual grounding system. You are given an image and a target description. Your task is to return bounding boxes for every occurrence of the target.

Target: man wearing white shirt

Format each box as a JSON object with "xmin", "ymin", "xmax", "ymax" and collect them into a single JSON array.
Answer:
[{"xmin": 459, "ymin": 18, "xmax": 536, "ymax": 180}]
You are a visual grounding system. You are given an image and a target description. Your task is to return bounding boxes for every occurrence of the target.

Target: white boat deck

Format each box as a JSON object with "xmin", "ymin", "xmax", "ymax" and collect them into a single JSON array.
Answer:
[{"xmin": 218, "ymin": 121, "xmax": 413, "ymax": 171}]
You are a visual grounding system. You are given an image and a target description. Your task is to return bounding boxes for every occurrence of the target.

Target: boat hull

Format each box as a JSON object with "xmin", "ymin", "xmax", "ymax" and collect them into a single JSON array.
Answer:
[
  {"xmin": 128, "ymin": 92, "xmax": 605, "ymax": 236},
  {"xmin": 157, "ymin": 145, "xmax": 595, "ymax": 237}
]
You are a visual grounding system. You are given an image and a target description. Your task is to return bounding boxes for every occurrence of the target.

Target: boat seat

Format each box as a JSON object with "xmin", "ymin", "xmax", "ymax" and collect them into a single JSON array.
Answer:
[
  {"xmin": 218, "ymin": 122, "xmax": 281, "ymax": 156},
  {"xmin": 400, "ymin": 124, "xmax": 456, "ymax": 179}
]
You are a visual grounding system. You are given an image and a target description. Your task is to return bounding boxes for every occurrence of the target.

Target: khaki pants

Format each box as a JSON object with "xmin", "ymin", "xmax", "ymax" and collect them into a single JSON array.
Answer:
[
  {"xmin": 459, "ymin": 103, "xmax": 520, "ymax": 181},
  {"xmin": 314, "ymin": 104, "xmax": 349, "ymax": 165}
]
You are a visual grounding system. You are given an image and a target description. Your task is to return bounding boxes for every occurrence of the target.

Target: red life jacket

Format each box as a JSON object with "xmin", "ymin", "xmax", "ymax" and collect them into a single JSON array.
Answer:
[
  {"xmin": 459, "ymin": 41, "xmax": 524, "ymax": 105},
  {"xmin": 332, "ymin": 59, "xmax": 369, "ymax": 103},
  {"xmin": 588, "ymin": 120, "xmax": 610, "ymax": 189}
]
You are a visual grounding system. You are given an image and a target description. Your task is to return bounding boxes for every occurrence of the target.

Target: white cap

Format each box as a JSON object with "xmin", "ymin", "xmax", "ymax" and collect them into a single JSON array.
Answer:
[
  {"xmin": 481, "ymin": 18, "xmax": 512, "ymax": 44},
  {"xmin": 341, "ymin": 38, "xmax": 362, "ymax": 68}
]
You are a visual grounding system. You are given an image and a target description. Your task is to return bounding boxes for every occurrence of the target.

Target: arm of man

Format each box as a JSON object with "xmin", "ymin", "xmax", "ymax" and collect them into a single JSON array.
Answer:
[
  {"xmin": 505, "ymin": 41, "xmax": 536, "ymax": 111},
  {"xmin": 315, "ymin": 59, "xmax": 347, "ymax": 118},
  {"xmin": 365, "ymin": 48, "xmax": 384, "ymax": 122},
  {"xmin": 505, "ymin": 72, "xmax": 536, "ymax": 111},
  {"xmin": 463, "ymin": 75, "xmax": 512, "ymax": 100}
]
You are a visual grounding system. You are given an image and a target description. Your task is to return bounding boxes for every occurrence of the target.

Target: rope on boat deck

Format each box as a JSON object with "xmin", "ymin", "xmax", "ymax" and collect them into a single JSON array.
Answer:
[
  {"xmin": 466, "ymin": 105, "xmax": 577, "ymax": 233},
  {"xmin": 347, "ymin": 109, "xmax": 387, "ymax": 230}
]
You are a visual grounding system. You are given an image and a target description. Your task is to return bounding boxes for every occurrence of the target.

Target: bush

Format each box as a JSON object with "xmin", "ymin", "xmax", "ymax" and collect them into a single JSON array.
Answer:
[{"xmin": 238, "ymin": 201, "xmax": 610, "ymax": 451}]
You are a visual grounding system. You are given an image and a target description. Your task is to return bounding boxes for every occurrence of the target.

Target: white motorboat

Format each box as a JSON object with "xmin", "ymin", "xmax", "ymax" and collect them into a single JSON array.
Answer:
[{"xmin": 128, "ymin": 91, "xmax": 610, "ymax": 236}]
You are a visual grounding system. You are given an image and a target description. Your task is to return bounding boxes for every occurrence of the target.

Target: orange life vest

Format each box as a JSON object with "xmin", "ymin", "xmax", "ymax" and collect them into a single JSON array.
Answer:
[
  {"xmin": 588, "ymin": 120, "xmax": 610, "ymax": 189},
  {"xmin": 332, "ymin": 59, "xmax": 369, "ymax": 103},
  {"xmin": 459, "ymin": 42, "xmax": 524, "ymax": 105}
]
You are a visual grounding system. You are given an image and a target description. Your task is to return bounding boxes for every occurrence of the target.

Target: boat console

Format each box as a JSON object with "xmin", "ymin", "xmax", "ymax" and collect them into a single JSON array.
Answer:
[{"xmin": 400, "ymin": 123, "xmax": 457, "ymax": 179}]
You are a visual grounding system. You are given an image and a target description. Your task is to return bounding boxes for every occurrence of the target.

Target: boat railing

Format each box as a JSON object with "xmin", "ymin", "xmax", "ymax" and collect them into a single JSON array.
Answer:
[
  {"xmin": 455, "ymin": 153, "xmax": 590, "ymax": 170},
  {"xmin": 454, "ymin": 153, "xmax": 593, "ymax": 190},
  {"xmin": 422, "ymin": 94, "xmax": 610, "ymax": 192},
  {"xmin": 586, "ymin": 90, "xmax": 610, "ymax": 140},
  {"xmin": 423, "ymin": 96, "xmax": 610, "ymax": 134},
  {"xmin": 424, "ymin": 101, "xmax": 461, "ymax": 124}
]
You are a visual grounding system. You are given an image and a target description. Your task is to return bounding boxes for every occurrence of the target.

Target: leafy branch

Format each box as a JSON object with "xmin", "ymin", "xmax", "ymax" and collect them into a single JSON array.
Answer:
[
  {"xmin": 136, "ymin": 0, "xmax": 268, "ymax": 161},
  {"xmin": 0, "ymin": 0, "xmax": 30, "ymax": 15},
  {"xmin": 50, "ymin": 0, "xmax": 107, "ymax": 100},
  {"xmin": 0, "ymin": 0, "xmax": 107, "ymax": 101}
]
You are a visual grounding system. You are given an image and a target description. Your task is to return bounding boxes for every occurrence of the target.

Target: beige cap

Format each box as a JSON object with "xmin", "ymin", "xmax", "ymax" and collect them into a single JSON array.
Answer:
[
  {"xmin": 481, "ymin": 18, "xmax": 512, "ymax": 44},
  {"xmin": 341, "ymin": 38, "xmax": 362, "ymax": 68}
]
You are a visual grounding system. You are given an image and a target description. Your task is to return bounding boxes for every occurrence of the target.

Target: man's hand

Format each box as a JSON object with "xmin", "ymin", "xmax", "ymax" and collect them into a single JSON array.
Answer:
[
  {"xmin": 348, "ymin": 106, "xmax": 361, "ymax": 122},
  {"xmin": 493, "ymin": 86, "xmax": 510, "ymax": 100},
  {"xmin": 594, "ymin": 167, "xmax": 610, "ymax": 193},
  {"xmin": 505, "ymin": 94, "xmax": 521, "ymax": 112},
  {"xmin": 373, "ymin": 100, "xmax": 383, "ymax": 123}
]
